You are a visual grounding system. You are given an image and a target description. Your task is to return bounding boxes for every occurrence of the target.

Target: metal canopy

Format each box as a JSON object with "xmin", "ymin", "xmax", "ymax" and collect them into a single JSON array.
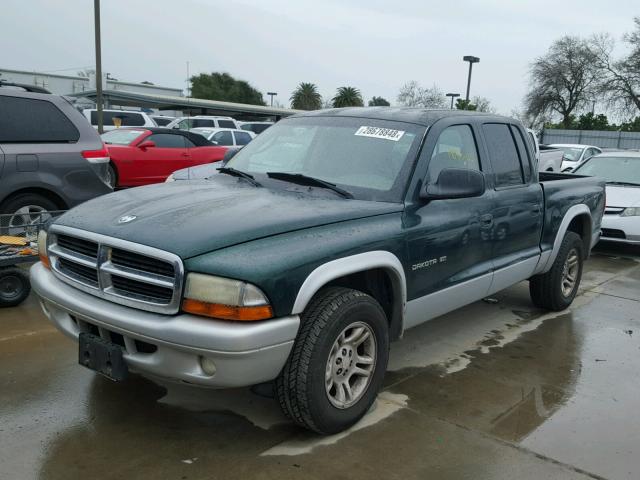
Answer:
[{"xmin": 67, "ymin": 89, "xmax": 301, "ymax": 120}]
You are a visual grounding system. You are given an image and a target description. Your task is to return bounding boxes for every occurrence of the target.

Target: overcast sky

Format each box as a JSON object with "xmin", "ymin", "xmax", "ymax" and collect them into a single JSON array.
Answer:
[{"xmin": 1, "ymin": 0, "xmax": 637, "ymax": 113}]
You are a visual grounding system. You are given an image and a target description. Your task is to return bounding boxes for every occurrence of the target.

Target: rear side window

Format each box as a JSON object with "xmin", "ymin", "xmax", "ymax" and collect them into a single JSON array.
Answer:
[
  {"xmin": 192, "ymin": 119, "xmax": 215, "ymax": 128},
  {"xmin": 482, "ymin": 123, "xmax": 524, "ymax": 187},
  {"xmin": 0, "ymin": 96, "xmax": 79, "ymax": 143},
  {"xmin": 217, "ymin": 120, "xmax": 236, "ymax": 129},
  {"xmin": 428, "ymin": 125, "xmax": 480, "ymax": 181},
  {"xmin": 211, "ymin": 131, "xmax": 234, "ymax": 146},
  {"xmin": 91, "ymin": 111, "xmax": 145, "ymax": 127},
  {"xmin": 147, "ymin": 134, "xmax": 186, "ymax": 148},
  {"xmin": 153, "ymin": 117, "xmax": 172, "ymax": 126},
  {"xmin": 510, "ymin": 126, "xmax": 532, "ymax": 182},
  {"xmin": 234, "ymin": 131, "xmax": 252, "ymax": 146}
]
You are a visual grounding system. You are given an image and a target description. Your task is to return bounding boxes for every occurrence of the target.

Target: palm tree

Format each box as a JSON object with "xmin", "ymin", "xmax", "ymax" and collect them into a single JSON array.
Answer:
[
  {"xmin": 332, "ymin": 87, "xmax": 364, "ymax": 108},
  {"xmin": 290, "ymin": 82, "xmax": 322, "ymax": 110}
]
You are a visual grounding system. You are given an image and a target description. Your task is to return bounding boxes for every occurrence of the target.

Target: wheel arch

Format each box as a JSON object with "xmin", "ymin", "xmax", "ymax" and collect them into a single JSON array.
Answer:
[
  {"xmin": 0, "ymin": 187, "xmax": 68, "ymax": 211},
  {"xmin": 291, "ymin": 251, "xmax": 407, "ymax": 340},
  {"xmin": 536, "ymin": 204, "xmax": 592, "ymax": 274}
]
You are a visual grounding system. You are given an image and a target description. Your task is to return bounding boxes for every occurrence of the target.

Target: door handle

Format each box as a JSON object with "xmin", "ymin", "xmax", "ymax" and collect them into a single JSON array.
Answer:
[{"xmin": 480, "ymin": 214, "xmax": 494, "ymax": 228}]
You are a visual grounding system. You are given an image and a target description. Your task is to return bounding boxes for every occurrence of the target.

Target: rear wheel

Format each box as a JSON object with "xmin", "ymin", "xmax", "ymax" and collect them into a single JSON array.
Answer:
[
  {"xmin": 530, "ymin": 231, "xmax": 584, "ymax": 311},
  {"xmin": 0, "ymin": 193, "xmax": 58, "ymax": 234},
  {"xmin": 276, "ymin": 287, "xmax": 389, "ymax": 434},
  {"xmin": 0, "ymin": 267, "xmax": 31, "ymax": 307},
  {"xmin": 106, "ymin": 164, "xmax": 118, "ymax": 189}
]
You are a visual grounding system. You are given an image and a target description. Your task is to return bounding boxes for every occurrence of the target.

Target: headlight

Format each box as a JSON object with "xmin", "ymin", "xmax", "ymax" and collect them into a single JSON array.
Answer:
[
  {"xmin": 621, "ymin": 207, "xmax": 640, "ymax": 217},
  {"xmin": 165, "ymin": 174, "xmax": 175, "ymax": 182},
  {"xmin": 182, "ymin": 273, "xmax": 273, "ymax": 321},
  {"xmin": 37, "ymin": 229, "xmax": 50, "ymax": 269}
]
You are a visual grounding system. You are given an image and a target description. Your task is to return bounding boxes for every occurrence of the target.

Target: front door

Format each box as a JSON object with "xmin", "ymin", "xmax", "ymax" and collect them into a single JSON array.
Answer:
[
  {"xmin": 135, "ymin": 133, "xmax": 191, "ymax": 184},
  {"xmin": 404, "ymin": 123, "xmax": 495, "ymax": 327}
]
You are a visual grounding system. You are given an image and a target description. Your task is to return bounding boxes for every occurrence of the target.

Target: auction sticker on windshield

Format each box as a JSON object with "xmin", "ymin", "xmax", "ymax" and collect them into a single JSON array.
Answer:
[{"xmin": 355, "ymin": 126, "xmax": 405, "ymax": 141}]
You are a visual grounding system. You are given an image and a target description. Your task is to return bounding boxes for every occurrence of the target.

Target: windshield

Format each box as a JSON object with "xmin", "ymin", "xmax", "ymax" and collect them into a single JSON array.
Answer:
[
  {"xmin": 101, "ymin": 129, "xmax": 145, "ymax": 145},
  {"xmin": 554, "ymin": 146, "xmax": 584, "ymax": 162},
  {"xmin": 574, "ymin": 156, "xmax": 640, "ymax": 185},
  {"xmin": 225, "ymin": 116, "xmax": 424, "ymax": 202}
]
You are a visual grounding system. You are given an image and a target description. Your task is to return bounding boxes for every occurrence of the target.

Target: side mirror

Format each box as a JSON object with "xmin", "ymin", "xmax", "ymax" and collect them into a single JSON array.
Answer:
[
  {"xmin": 222, "ymin": 148, "xmax": 239, "ymax": 164},
  {"xmin": 138, "ymin": 140, "xmax": 156, "ymax": 149},
  {"xmin": 420, "ymin": 168, "xmax": 485, "ymax": 201}
]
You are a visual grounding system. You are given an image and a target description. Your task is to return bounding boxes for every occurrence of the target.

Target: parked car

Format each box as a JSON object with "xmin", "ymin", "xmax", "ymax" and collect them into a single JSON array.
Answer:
[
  {"xmin": 190, "ymin": 127, "xmax": 256, "ymax": 147},
  {"xmin": 82, "ymin": 109, "xmax": 157, "ymax": 131},
  {"xmin": 32, "ymin": 108, "xmax": 604, "ymax": 434},
  {"xmin": 0, "ymin": 88, "xmax": 112, "ymax": 224},
  {"xmin": 166, "ymin": 115, "xmax": 240, "ymax": 131},
  {"xmin": 526, "ymin": 129, "xmax": 564, "ymax": 172},
  {"xmin": 239, "ymin": 121, "xmax": 274, "ymax": 135},
  {"xmin": 101, "ymin": 127, "xmax": 228, "ymax": 187},
  {"xmin": 166, "ymin": 149, "xmax": 240, "ymax": 182},
  {"xmin": 548, "ymin": 143, "xmax": 602, "ymax": 172},
  {"xmin": 573, "ymin": 151, "xmax": 640, "ymax": 244},
  {"xmin": 150, "ymin": 115, "xmax": 176, "ymax": 127}
]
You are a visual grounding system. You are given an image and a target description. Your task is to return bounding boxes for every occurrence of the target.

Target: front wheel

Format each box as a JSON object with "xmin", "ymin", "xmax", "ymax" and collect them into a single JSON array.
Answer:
[
  {"xmin": 530, "ymin": 231, "xmax": 584, "ymax": 311},
  {"xmin": 276, "ymin": 287, "xmax": 389, "ymax": 434}
]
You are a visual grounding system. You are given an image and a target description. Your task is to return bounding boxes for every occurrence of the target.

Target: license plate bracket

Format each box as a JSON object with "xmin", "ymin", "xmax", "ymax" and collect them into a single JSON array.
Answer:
[{"xmin": 78, "ymin": 332, "xmax": 128, "ymax": 381}]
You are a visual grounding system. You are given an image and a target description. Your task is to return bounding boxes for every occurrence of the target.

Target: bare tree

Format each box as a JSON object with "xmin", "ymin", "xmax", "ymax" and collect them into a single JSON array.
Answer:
[
  {"xmin": 472, "ymin": 96, "xmax": 496, "ymax": 113},
  {"xmin": 397, "ymin": 81, "xmax": 446, "ymax": 108},
  {"xmin": 525, "ymin": 36, "xmax": 599, "ymax": 127},
  {"xmin": 589, "ymin": 20, "xmax": 640, "ymax": 116}
]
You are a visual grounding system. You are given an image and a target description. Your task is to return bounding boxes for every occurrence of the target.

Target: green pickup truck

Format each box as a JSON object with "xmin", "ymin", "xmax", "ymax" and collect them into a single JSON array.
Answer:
[{"xmin": 31, "ymin": 108, "xmax": 605, "ymax": 434}]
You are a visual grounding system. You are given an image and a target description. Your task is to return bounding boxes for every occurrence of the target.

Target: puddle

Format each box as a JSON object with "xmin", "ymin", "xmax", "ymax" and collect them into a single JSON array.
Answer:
[{"xmin": 260, "ymin": 391, "xmax": 408, "ymax": 456}]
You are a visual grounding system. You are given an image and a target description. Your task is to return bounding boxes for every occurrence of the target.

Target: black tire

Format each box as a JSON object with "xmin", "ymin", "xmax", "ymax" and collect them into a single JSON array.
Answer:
[
  {"xmin": 0, "ymin": 193, "xmax": 59, "ymax": 217},
  {"xmin": 0, "ymin": 267, "xmax": 31, "ymax": 307},
  {"xmin": 106, "ymin": 163, "xmax": 118, "ymax": 189},
  {"xmin": 276, "ymin": 287, "xmax": 389, "ymax": 434},
  {"xmin": 529, "ymin": 231, "xmax": 584, "ymax": 311}
]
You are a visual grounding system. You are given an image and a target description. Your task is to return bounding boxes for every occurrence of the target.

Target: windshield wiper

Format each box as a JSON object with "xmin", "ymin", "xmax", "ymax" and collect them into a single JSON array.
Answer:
[
  {"xmin": 606, "ymin": 181, "xmax": 640, "ymax": 187},
  {"xmin": 267, "ymin": 172, "xmax": 353, "ymax": 199},
  {"xmin": 217, "ymin": 167, "xmax": 261, "ymax": 187}
]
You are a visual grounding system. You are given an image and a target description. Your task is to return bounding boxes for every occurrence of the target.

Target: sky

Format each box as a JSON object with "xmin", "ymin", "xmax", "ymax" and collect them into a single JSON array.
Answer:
[{"xmin": 1, "ymin": 0, "xmax": 637, "ymax": 114}]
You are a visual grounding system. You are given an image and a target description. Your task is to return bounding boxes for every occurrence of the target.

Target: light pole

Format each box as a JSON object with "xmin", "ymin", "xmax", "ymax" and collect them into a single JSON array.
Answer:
[
  {"xmin": 446, "ymin": 92, "xmax": 460, "ymax": 109},
  {"xmin": 267, "ymin": 92, "xmax": 277, "ymax": 107},
  {"xmin": 94, "ymin": 0, "xmax": 103, "ymax": 134},
  {"xmin": 463, "ymin": 55, "xmax": 480, "ymax": 102}
]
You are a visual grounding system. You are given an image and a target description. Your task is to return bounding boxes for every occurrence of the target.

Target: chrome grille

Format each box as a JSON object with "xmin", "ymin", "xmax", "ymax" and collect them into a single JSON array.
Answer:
[{"xmin": 48, "ymin": 225, "xmax": 184, "ymax": 314}]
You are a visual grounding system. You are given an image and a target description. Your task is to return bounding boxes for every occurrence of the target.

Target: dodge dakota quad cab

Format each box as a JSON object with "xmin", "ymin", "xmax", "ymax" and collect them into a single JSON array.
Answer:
[{"xmin": 31, "ymin": 108, "xmax": 605, "ymax": 434}]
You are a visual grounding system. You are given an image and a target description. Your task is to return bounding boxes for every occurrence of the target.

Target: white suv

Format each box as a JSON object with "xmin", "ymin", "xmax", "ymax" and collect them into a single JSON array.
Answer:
[
  {"xmin": 167, "ymin": 115, "xmax": 240, "ymax": 131},
  {"xmin": 190, "ymin": 127, "xmax": 255, "ymax": 146},
  {"xmin": 82, "ymin": 109, "xmax": 157, "ymax": 131}
]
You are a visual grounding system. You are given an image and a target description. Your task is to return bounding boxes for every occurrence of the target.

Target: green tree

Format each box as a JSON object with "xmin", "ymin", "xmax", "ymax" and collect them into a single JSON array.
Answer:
[
  {"xmin": 368, "ymin": 96, "xmax": 390, "ymax": 106},
  {"xmin": 576, "ymin": 112, "xmax": 610, "ymax": 130},
  {"xmin": 190, "ymin": 72, "xmax": 265, "ymax": 106},
  {"xmin": 455, "ymin": 98, "xmax": 477, "ymax": 111},
  {"xmin": 332, "ymin": 87, "xmax": 364, "ymax": 107},
  {"xmin": 619, "ymin": 116, "xmax": 640, "ymax": 132},
  {"xmin": 290, "ymin": 82, "xmax": 322, "ymax": 110}
]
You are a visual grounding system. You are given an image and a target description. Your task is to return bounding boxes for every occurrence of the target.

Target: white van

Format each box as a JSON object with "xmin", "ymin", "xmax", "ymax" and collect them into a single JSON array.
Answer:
[
  {"xmin": 82, "ymin": 109, "xmax": 157, "ymax": 131},
  {"xmin": 166, "ymin": 115, "xmax": 240, "ymax": 131}
]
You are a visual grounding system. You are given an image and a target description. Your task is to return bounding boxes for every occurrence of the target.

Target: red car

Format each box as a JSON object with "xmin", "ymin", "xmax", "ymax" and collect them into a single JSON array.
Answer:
[{"xmin": 101, "ymin": 127, "xmax": 228, "ymax": 188}]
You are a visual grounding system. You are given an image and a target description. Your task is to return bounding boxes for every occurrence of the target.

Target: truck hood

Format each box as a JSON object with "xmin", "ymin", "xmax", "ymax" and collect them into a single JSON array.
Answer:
[
  {"xmin": 605, "ymin": 185, "xmax": 640, "ymax": 208},
  {"xmin": 54, "ymin": 178, "xmax": 403, "ymax": 259}
]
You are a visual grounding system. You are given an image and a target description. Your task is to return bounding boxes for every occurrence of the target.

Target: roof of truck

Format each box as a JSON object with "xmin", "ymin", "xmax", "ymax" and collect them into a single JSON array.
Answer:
[{"xmin": 292, "ymin": 107, "xmax": 512, "ymax": 126}]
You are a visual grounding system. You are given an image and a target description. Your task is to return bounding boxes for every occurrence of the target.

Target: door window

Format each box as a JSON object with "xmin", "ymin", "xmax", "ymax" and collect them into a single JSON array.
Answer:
[
  {"xmin": 510, "ymin": 126, "xmax": 532, "ymax": 182},
  {"xmin": 211, "ymin": 131, "xmax": 234, "ymax": 146},
  {"xmin": 234, "ymin": 131, "xmax": 252, "ymax": 146},
  {"xmin": 482, "ymin": 123, "xmax": 524, "ymax": 187},
  {"xmin": 91, "ymin": 111, "xmax": 145, "ymax": 127},
  {"xmin": 191, "ymin": 119, "xmax": 216, "ymax": 128},
  {"xmin": 147, "ymin": 134, "xmax": 186, "ymax": 148},
  {"xmin": 428, "ymin": 125, "xmax": 480, "ymax": 181},
  {"xmin": 217, "ymin": 120, "xmax": 236, "ymax": 129},
  {"xmin": 0, "ymin": 96, "xmax": 79, "ymax": 143}
]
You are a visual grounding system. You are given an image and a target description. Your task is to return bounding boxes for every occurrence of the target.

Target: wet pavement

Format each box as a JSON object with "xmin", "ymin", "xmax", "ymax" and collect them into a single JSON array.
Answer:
[{"xmin": 1, "ymin": 243, "xmax": 639, "ymax": 480}]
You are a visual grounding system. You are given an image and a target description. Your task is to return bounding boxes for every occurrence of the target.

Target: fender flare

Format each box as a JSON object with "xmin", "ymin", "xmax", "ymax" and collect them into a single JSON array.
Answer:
[
  {"xmin": 291, "ymin": 251, "xmax": 407, "ymax": 336},
  {"xmin": 535, "ymin": 204, "xmax": 592, "ymax": 274}
]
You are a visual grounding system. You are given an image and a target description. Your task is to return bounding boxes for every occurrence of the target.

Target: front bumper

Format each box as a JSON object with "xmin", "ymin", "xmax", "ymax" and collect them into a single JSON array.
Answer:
[
  {"xmin": 30, "ymin": 263, "xmax": 299, "ymax": 387},
  {"xmin": 601, "ymin": 215, "xmax": 640, "ymax": 245}
]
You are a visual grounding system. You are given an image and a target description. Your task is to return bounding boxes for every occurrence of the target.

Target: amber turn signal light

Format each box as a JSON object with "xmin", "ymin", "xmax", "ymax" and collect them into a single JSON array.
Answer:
[{"xmin": 182, "ymin": 298, "xmax": 274, "ymax": 321}]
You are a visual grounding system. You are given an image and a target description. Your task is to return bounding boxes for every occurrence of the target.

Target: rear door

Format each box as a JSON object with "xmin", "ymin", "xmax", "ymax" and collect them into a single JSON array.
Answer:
[
  {"xmin": 210, "ymin": 131, "xmax": 235, "ymax": 147},
  {"xmin": 233, "ymin": 131, "xmax": 253, "ymax": 146},
  {"xmin": 482, "ymin": 123, "xmax": 543, "ymax": 293},
  {"xmin": 133, "ymin": 133, "xmax": 190, "ymax": 185}
]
